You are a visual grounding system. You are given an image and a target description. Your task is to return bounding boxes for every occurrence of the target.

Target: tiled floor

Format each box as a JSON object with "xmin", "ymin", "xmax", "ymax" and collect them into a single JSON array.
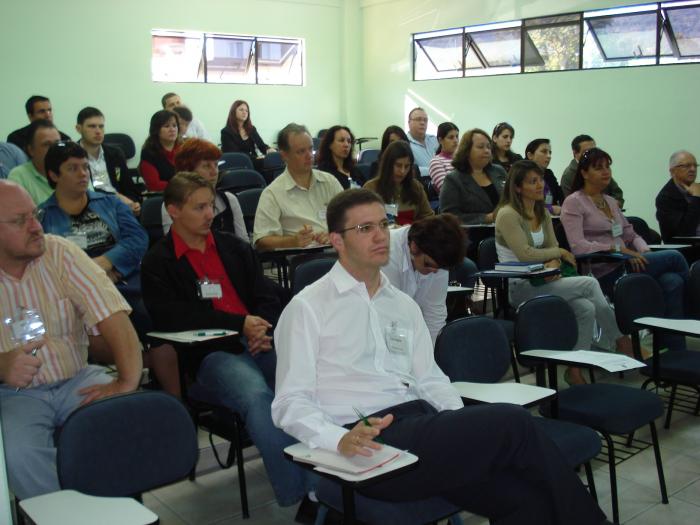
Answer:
[{"xmin": 141, "ymin": 362, "xmax": 700, "ymax": 525}]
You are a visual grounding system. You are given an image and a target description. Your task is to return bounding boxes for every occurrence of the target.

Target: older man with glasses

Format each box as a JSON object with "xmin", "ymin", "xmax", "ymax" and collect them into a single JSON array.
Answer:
[
  {"xmin": 406, "ymin": 107, "xmax": 439, "ymax": 175},
  {"xmin": 656, "ymin": 150, "xmax": 700, "ymax": 244},
  {"xmin": 0, "ymin": 180, "xmax": 142, "ymax": 500}
]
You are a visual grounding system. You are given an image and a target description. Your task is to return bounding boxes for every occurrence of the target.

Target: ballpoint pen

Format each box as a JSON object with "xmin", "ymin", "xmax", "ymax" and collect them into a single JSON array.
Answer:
[{"xmin": 353, "ymin": 407, "xmax": 385, "ymax": 444}]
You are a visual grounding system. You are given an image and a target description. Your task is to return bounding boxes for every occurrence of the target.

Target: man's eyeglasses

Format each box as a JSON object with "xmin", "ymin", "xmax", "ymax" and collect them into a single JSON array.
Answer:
[
  {"xmin": 410, "ymin": 117, "xmax": 428, "ymax": 123},
  {"xmin": 0, "ymin": 209, "xmax": 45, "ymax": 228},
  {"xmin": 338, "ymin": 219, "xmax": 390, "ymax": 235},
  {"xmin": 673, "ymin": 163, "xmax": 699, "ymax": 170}
]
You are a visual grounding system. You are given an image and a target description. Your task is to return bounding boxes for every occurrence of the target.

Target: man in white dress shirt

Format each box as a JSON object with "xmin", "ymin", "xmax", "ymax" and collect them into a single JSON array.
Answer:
[
  {"xmin": 272, "ymin": 189, "xmax": 607, "ymax": 525},
  {"xmin": 382, "ymin": 214, "xmax": 469, "ymax": 344}
]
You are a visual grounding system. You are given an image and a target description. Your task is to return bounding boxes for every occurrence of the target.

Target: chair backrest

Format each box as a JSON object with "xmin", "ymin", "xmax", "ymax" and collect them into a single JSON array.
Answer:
[
  {"xmin": 613, "ymin": 273, "xmax": 666, "ymax": 334},
  {"xmin": 236, "ymin": 187, "xmax": 264, "ymax": 234},
  {"xmin": 140, "ymin": 195, "xmax": 165, "ymax": 246},
  {"xmin": 552, "ymin": 219, "xmax": 571, "ymax": 252},
  {"xmin": 357, "ymin": 148, "xmax": 380, "ymax": 165},
  {"xmin": 292, "ymin": 257, "xmax": 337, "ymax": 295},
  {"xmin": 217, "ymin": 169, "xmax": 266, "ymax": 193},
  {"xmin": 689, "ymin": 260, "xmax": 700, "ymax": 320},
  {"xmin": 435, "ymin": 316, "xmax": 511, "ymax": 383},
  {"xmin": 262, "ymin": 151, "xmax": 285, "ymax": 180},
  {"xmin": 476, "ymin": 237, "xmax": 497, "ymax": 271},
  {"xmin": 626, "ymin": 216, "xmax": 662, "ymax": 244},
  {"xmin": 355, "ymin": 163, "xmax": 371, "ymax": 185},
  {"xmin": 515, "ymin": 295, "xmax": 578, "ymax": 352},
  {"xmin": 104, "ymin": 133, "xmax": 136, "ymax": 160},
  {"xmin": 220, "ymin": 152, "xmax": 254, "ymax": 171},
  {"xmin": 448, "ymin": 257, "xmax": 478, "ymax": 289},
  {"xmin": 57, "ymin": 391, "xmax": 198, "ymax": 497}
]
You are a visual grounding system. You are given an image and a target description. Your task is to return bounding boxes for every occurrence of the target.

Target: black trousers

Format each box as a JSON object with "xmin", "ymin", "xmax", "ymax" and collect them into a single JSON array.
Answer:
[{"xmin": 358, "ymin": 400, "xmax": 605, "ymax": 525}]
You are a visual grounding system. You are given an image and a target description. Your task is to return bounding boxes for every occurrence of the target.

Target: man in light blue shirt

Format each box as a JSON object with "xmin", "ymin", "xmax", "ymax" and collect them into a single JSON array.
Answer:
[
  {"xmin": 407, "ymin": 107, "xmax": 438, "ymax": 175},
  {"xmin": 0, "ymin": 142, "xmax": 27, "ymax": 179}
]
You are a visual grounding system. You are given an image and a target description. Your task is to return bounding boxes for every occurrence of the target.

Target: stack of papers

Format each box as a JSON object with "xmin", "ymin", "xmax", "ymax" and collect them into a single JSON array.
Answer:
[
  {"xmin": 494, "ymin": 262, "xmax": 545, "ymax": 273},
  {"xmin": 520, "ymin": 349, "xmax": 646, "ymax": 372}
]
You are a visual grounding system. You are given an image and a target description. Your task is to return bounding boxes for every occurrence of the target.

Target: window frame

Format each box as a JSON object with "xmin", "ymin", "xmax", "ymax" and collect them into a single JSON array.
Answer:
[
  {"xmin": 151, "ymin": 29, "xmax": 304, "ymax": 86},
  {"xmin": 412, "ymin": 1, "xmax": 700, "ymax": 81}
]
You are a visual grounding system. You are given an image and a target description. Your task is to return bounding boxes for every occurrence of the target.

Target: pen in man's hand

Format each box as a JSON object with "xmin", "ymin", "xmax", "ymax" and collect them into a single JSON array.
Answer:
[{"xmin": 353, "ymin": 407, "xmax": 385, "ymax": 444}]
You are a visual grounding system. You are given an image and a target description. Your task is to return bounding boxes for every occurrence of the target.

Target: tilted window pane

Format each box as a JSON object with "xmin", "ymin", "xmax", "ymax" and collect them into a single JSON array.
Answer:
[
  {"xmin": 469, "ymin": 28, "xmax": 521, "ymax": 67},
  {"xmin": 525, "ymin": 24, "xmax": 580, "ymax": 72},
  {"xmin": 667, "ymin": 6, "xmax": 700, "ymax": 55},
  {"xmin": 525, "ymin": 14, "xmax": 581, "ymax": 27},
  {"xmin": 414, "ymin": 33, "xmax": 463, "ymax": 79},
  {"xmin": 205, "ymin": 36, "xmax": 255, "ymax": 84},
  {"xmin": 256, "ymin": 39, "xmax": 304, "ymax": 85},
  {"xmin": 586, "ymin": 12, "xmax": 658, "ymax": 60},
  {"xmin": 151, "ymin": 33, "xmax": 204, "ymax": 83}
]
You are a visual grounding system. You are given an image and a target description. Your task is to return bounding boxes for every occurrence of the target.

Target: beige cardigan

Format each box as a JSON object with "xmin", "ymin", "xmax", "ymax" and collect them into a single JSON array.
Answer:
[{"xmin": 494, "ymin": 205, "xmax": 561, "ymax": 262}]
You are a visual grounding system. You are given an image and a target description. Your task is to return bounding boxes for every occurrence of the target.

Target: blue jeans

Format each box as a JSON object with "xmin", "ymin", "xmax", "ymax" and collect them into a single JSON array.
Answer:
[
  {"xmin": 600, "ymin": 249, "xmax": 689, "ymax": 351},
  {"xmin": 189, "ymin": 349, "xmax": 313, "ymax": 506},
  {"xmin": 0, "ymin": 365, "xmax": 114, "ymax": 499}
]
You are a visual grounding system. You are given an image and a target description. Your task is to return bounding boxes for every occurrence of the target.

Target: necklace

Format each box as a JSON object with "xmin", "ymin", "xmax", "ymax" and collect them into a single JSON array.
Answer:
[{"xmin": 590, "ymin": 196, "xmax": 607, "ymax": 210}]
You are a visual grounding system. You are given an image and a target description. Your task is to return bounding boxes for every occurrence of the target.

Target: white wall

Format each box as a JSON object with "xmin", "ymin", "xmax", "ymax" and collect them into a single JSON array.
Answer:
[
  {"xmin": 0, "ymin": 0, "xmax": 346, "ymax": 152},
  {"xmin": 359, "ymin": 0, "xmax": 700, "ymax": 228}
]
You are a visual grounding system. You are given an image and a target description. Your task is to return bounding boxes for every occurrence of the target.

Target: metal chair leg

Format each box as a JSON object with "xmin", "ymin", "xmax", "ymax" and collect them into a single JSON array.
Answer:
[
  {"xmin": 602, "ymin": 432, "xmax": 620, "ymax": 524},
  {"xmin": 584, "ymin": 461, "xmax": 597, "ymax": 503},
  {"xmin": 235, "ymin": 417, "xmax": 250, "ymax": 519},
  {"xmin": 649, "ymin": 422, "xmax": 669, "ymax": 504},
  {"xmin": 664, "ymin": 385, "xmax": 677, "ymax": 429}
]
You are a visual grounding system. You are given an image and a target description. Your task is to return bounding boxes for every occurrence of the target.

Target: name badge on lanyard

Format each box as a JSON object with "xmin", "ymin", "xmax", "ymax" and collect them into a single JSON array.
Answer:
[
  {"xmin": 385, "ymin": 321, "xmax": 408, "ymax": 354},
  {"xmin": 611, "ymin": 221, "xmax": 623, "ymax": 238},
  {"xmin": 197, "ymin": 277, "xmax": 223, "ymax": 300}
]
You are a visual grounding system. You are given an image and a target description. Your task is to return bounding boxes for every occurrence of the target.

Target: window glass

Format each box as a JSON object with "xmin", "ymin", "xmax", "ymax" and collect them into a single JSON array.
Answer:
[
  {"xmin": 205, "ymin": 36, "xmax": 255, "ymax": 84},
  {"xmin": 256, "ymin": 38, "xmax": 304, "ymax": 85},
  {"xmin": 151, "ymin": 31, "xmax": 204, "ymax": 83},
  {"xmin": 414, "ymin": 30, "xmax": 463, "ymax": 80}
]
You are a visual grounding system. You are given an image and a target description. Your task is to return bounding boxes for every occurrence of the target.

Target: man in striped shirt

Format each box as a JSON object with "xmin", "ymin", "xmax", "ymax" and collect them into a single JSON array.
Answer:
[{"xmin": 0, "ymin": 180, "xmax": 143, "ymax": 499}]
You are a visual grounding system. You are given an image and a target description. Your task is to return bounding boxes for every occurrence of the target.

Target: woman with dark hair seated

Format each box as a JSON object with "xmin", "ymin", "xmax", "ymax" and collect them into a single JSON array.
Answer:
[
  {"xmin": 220, "ymin": 100, "xmax": 274, "ymax": 172},
  {"xmin": 369, "ymin": 125, "xmax": 411, "ymax": 178},
  {"xmin": 316, "ymin": 125, "xmax": 364, "ymax": 189},
  {"xmin": 40, "ymin": 141, "xmax": 180, "ymax": 396},
  {"xmin": 495, "ymin": 160, "xmax": 634, "ymax": 384},
  {"xmin": 491, "ymin": 122, "xmax": 522, "ymax": 174},
  {"xmin": 561, "ymin": 147, "xmax": 689, "ymax": 351},
  {"xmin": 440, "ymin": 128, "xmax": 507, "ymax": 225},
  {"xmin": 160, "ymin": 138, "xmax": 247, "ymax": 241},
  {"xmin": 363, "ymin": 140, "xmax": 433, "ymax": 225},
  {"xmin": 139, "ymin": 109, "xmax": 180, "ymax": 191},
  {"xmin": 428, "ymin": 122, "xmax": 459, "ymax": 193},
  {"xmin": 525, "ymin": 138, "xmax": 564, "ymax": 216},
  {"xmin": 139, "ymin": 110, "xmax": 181, "ymax": 192}
]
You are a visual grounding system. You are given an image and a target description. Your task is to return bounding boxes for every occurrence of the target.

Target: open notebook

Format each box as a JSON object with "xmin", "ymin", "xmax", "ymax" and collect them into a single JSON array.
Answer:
[{"xmin": 285, "ymin": 443, "xmax": 417, "ymax": 482}]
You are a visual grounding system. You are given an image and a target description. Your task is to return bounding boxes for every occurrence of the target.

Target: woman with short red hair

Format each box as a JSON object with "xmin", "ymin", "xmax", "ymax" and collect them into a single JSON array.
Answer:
[{"xmin": 160, "ymin": 138, "xmax": 248, "ymax": 241}]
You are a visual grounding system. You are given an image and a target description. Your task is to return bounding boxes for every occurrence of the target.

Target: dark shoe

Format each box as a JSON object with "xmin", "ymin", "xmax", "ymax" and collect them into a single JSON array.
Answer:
[{"xmin": 294, "ymin": 495, "xmax": 319, "ymax": 524}]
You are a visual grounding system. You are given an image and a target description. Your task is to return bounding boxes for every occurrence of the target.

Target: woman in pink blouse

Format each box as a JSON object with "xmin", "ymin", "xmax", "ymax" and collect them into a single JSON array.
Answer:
[
  {"xmin": 428, "ymin": 122, "xmax": 459, "ymax": 192},
  {"xmin": 561, "ymin": 148, "xmax": 689, "ymax": 351}
]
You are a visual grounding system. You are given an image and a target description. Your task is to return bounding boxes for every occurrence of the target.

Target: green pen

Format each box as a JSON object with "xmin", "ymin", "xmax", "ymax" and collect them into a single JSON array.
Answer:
[{"xmin": 353, "ymin": 407, "xmax": 384, "ymax": 444}]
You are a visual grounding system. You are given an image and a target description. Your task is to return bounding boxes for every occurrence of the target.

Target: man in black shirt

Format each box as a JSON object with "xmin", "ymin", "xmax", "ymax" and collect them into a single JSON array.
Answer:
[{"xmin": 7, "ymin": 95, "xmax": 71, "ymax": 153}]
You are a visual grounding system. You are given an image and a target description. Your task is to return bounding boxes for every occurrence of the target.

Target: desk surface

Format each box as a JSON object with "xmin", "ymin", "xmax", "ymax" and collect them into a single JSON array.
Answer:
[
  {"xmin": 647, "ymin": 244, "xmax": 692, "ymax": 250},
  {"xmin": 147, "ymin": 329, "xmax": 238, "ymax": 344},
  {"xmin": 477, "ymin": 268, "xmax": 559, "ymax": 279},
  {"xmin": 452, "ymin": 382, "xmax": 554, "ymax": 407},
  {"xmin": 460, "ymin": 223, "xmax": 495, "ymax": 229},
  {"xmin": 20, "ymin": 490, "xmax": 158, "ymax": 525},
  {"xmin": 634, "ymin": 317, "xmax": 700, "ymax": 337},
  {"xmin": 447, "ymin": 286, "xmax": 474, "ymax": 294}
]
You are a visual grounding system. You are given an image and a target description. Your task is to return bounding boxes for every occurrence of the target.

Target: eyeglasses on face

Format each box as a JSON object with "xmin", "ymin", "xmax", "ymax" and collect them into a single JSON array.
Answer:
[
  {"xmin": 410, "ymin": 117, "xmax": 428, "ymax": 123},
  {"xmin": 0, "ymin": 208, "xmax": 45, "ymax": 228},
  {"xmin": 338, "ymin": 219, "xmax": 390, "ymax": 235},
  {"xmin": 673, "ymin": 163, "xmax": 699, "ymax": 170}
]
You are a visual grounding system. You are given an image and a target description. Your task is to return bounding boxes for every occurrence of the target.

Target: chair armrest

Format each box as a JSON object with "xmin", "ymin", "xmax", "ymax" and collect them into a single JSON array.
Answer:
[{"xmin": 633, "ymin": 317, "xmax": 700, "ymax": 337}]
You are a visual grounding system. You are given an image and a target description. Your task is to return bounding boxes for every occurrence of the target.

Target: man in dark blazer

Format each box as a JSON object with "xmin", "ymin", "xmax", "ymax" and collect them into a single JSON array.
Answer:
[
  {"xmin": 75, "ymin": 107, "xmax": 142, "ymax": 212},
  {"xmin": 656, "ymin": 150, "xmax": 700, "ymax": 241},
  {"xmin": 140, "ymin": 172, "xmax": 313, "ymax": 510}
]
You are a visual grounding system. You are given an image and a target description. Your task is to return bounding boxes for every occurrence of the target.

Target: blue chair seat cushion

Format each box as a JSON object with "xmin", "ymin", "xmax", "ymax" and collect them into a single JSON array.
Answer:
[
  {"xmin": 316, "ymin": 478, "xmax": 461, "ymax": 525},
  {"xmin": 544, "ymin": 384, "xmax": 664, "ymax": 435},
  {"xmin": 640, "ymin": 350, "xmax": 700, "ymax": 384},
  {"xmin": 533, "ymin": 417, "xmax": 601, "ymax": 468}
]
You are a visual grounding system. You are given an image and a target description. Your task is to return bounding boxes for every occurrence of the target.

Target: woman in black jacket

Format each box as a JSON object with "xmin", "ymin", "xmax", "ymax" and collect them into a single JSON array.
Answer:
[
  {"xmin": 525, "ymin": 138, "xmax": 564, "ymax": 216},
  {"xmin": 220, "ymin": 100, "xmax": 275, "ymax": 171}
]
